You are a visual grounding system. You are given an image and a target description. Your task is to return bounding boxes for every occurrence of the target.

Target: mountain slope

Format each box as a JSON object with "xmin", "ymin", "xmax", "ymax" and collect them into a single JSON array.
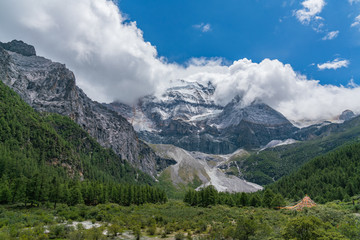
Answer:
[
  {"xmin": 0, "ymin": 79, "xmax": 152, "ymax": 185},
  {"xmin": 269, "ymin": 140, "xmax": 360, "ymax": 203},
  {"xmin": 235, "ymin": 115, "xmax": 360, "ymax": 185},
  {"xmin": 0, "ymin": 40, "xmax": 171, "ymax": 176},
  {"xmin": 150, "ymin": 144, "xmax": 262, "ymax": 195}
]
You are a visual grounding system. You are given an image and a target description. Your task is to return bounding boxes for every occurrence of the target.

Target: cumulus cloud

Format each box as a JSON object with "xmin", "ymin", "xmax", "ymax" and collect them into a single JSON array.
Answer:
[
  {"xmin": 1, "ymin": 0, "xmax": 360, "ymax": 122},
  {"xmin": 177, "ymin": 58, "xmax": 360, "ymax": 121},
  {"xmin": 193, "ymin": 23, "xmax": 212, "ymax": 32},
  {"xmin": 0, "ymin": 0, "xmax": 178, "ymax": 104},
  {"xmin": 295, "ymin": 0, "xmax": 326, "ymax": 24},
  {"xmin": 317, "ymin": 58, "xmax": 350, "ymax": 70},
  {"xmin": 322, "ymin": 30, "xmax": 339, "ymax": 40}
]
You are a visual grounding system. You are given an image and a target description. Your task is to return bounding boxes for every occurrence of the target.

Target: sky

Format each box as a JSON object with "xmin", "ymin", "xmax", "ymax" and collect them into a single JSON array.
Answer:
[
  {"xmin": 118, "ymin": 0, "xmax": 360, "ymax": 86},
  {"xmin": 0, "ymin": 0, "xmax": 360, "ymax": 122}
]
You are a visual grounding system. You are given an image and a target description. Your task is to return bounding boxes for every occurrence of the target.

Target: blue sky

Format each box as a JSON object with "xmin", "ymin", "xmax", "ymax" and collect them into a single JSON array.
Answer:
[{"xmin": 119, "ymin": 0, "xmax": 360, "ymax": 86}]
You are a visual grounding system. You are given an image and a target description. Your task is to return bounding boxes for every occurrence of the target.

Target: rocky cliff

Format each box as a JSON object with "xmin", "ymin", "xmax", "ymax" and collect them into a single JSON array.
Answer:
[{"xmin": 0, "ymin": 40, "xmax": 171, "ymax": 177}]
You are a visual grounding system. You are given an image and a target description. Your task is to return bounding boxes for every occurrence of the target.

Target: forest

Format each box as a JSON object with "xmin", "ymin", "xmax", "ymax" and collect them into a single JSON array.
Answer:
[{"xmin": 0, "ymin": 80, "xmax": 165, "ymax": 207}]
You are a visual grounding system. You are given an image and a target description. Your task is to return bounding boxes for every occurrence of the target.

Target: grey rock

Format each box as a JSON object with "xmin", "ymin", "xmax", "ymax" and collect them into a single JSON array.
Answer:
[
  {"xmin": 151, "ymin": 144, "xmax": 262, "ymax": 192},
  {"xmin": 339, "ymin": 110, "xmax": 355, "ymax": 121},
  {"xmin": 107, "ymin": 81, "xmax": 298, "ymax": 154},
  {"xmin": 0, "ymin": 41, "xmax": 171, "ymax": 177},
  {"xmin": 0, "ymin": 40, "xmax": 36, "ymax": 57}
]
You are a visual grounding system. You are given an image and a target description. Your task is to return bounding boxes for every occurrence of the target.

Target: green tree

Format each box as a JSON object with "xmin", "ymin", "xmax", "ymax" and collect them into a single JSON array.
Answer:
[
  {"xmin": 250, "ymin": 194, "xmax": 261, "ymax": 207},
  {"xmin": 0, "ymin": 174, "xmax": 12, "ymax": 204},
  {"xmin": 262, "ymin": 189, "xmax": 275, "ymax": 208},
  {"xmin": 282, "ymin": 216, "xmax": 323, "ymax": 240},
  {"xmin": 68, "ymin": 181, "xmax": 83, "ymax": 206},
  {"xmin": 49, "ymin": 177, "xmax": 60, "ymax": 209},
  {"xmin": 233, "ymin": 216, "xmax": 257, "ymax": 240},
  {"xmin": 270, "ymin": 193, "xmax": 286, "ymax": 209}
]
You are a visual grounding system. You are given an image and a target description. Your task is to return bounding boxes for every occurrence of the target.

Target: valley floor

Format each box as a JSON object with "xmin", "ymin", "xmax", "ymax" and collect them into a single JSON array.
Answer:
[{"xmin": 0, "ymin": 199, "xmax": 359, "ymax": 239}]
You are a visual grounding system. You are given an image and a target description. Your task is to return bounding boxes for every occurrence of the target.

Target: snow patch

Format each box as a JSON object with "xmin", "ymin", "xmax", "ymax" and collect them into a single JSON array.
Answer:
[{"xmin": 260, "ymin": 139, "xmax": 297, "ymax": 151}]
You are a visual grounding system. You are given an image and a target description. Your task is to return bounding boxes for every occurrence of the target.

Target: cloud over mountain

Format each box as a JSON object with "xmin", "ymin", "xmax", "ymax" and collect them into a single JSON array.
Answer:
[{"xmin": 0, "ymin": 0, "xmax": 360, "ymax": 122}]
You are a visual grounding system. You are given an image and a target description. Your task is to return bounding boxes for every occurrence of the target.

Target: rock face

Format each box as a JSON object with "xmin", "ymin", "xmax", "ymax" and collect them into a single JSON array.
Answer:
[
  {"xmin": 106, "ymin": 80, "xmax": 298, "ymax": 154},
  {"xmin": 151, "ymin": 144, "xmax": 262, "ymax": 193},
  {"xmin": 0, "ymin": 40, "xmax": 36, "ymax": 57},
  {"xmin": 339, "ymin": 110, "xmax": 355, "ymax": 121},
  {"xmin": 0, "ymin": 40, "xmax": 170, "ymax": 177}
]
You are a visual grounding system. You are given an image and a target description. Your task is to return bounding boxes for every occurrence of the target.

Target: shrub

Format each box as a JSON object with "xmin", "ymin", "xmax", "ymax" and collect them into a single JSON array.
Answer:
[{"xmin": 175, "ymin": 232, "xmax": 185, "ymax": 240}]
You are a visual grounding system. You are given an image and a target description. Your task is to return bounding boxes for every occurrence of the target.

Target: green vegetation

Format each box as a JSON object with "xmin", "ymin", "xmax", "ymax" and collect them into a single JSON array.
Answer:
[
  {"xmin": 184, "ymin": 186, "xmax": 283, "ymax": 209},
  {"xmin": 0, "ymin": 80, "xmax": 165, "ymax": 207},
  {"xmin": 240, "ymin": 121, "xmax": 360, "ymax": 185},
  {"xmin": 44, "ymin": 114, "xmax": 153, "ymax": 184},
  {"xmin": 0, "ymin": 200, "xmax": 359, "ymax": 239},
  {"xmin": 270, "ymin": 140, "xmax": 360, "ymax": 203}
]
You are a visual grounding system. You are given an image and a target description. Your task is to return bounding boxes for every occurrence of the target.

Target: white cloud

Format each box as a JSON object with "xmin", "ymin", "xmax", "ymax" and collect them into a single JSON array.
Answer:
[
  {"xmin": 1, "ymin": 0, "xmax": 360, "ymax": 122},
  {"xmin": 351, "ymin": 15, "xmax": 360, "ymax": 27},
  {"xmin": 349, "ymin": 0, "xmax": 360, "ymax": 4},
  {"xmin": 177, "ymin": 58, "xmax": 360, "ymax": 121},
  {"xmin": 295, "ymin": 0, "xmax": 326, "ymax": 24},
  {"xmin": 317, "ymin": 58, "xmax": 350, "ymax": 70},
  {"xmin": 193, "ymin": 23, "xmax": 212, "ymax": 32},
  {"xmin": 0, "ymin": 0, "xmax": 178, "ymax": 104},
  {"xmin": 348, "ymin": 78, "xmax": 358, "ymax": 88},
  {"xmin": 322, "ymin": 30, "xmax": 339, "ymax": 40}
]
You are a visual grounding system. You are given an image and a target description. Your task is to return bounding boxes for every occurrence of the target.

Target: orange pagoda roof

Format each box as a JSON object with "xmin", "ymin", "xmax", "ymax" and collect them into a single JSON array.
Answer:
[{"xmin": 282, "ymin": 195, "xmax": 317, "ymax": 211}]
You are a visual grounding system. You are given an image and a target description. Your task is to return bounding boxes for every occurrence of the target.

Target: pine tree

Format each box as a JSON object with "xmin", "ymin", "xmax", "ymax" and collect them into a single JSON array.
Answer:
[
  {"xmin": 262, "ymin": 189, "xmax": 275, "ymax": 208},
  {"xmin": 240, "ymin": 192, "xmax": 249, "ymax": 206},
  {"xmin": 49, "ymin": 177, "xmax": 60, "ymax": 209},
  {"xmin": 0, "ymin": 174, "xmax": 12, "ymax": 204},
  {"xmin": 250, "ymin": 194, "xmax": 262, "ymax": 207}
]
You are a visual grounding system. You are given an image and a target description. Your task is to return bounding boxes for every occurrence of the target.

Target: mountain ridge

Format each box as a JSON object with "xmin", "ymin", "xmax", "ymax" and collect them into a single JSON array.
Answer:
[{"xmin": 106, "ymin": 79, "xmax": 298, "ymax": 154}]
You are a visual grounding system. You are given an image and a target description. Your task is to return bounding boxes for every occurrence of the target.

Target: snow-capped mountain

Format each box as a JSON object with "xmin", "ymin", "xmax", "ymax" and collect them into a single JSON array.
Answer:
[{"xmin": 106, "ymin": 79, "xmax": 298, "ymax": 154}]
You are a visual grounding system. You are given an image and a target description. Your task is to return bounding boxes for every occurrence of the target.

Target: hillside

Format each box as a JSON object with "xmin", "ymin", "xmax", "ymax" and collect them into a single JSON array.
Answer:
[
  {"xmin": 0, "ymin": 40, "xmax": 170, "ymax": 177},
  {"xmin": 269, "ymin": 140, "xmax": 360, "ymax": 203},
  {"xmin": 0, "ymin": 79, "xmax": 168, "ymax": 205},
  {"xmin": 228, "ymin": 117, "xmax": 360, "ymax": 185}
]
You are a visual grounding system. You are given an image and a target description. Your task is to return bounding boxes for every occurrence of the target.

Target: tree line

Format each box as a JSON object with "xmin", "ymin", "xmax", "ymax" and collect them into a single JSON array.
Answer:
[
  {"xmin": 184, "ymin": 186, "xmax": 285, "ymax": 209},
  {"xmin": 0, "ymin": 173, "xmax": 167, "ymax": 207}
]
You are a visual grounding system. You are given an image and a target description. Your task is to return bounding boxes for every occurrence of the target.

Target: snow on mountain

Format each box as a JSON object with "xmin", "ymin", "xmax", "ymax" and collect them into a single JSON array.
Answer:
[
  {"xmin": 106, "ymin": 79, "xmax": 299, "ymax": 154},
  {"xmin": 144, "ymin": 79, "xmax": 222, "ymax": 122},
  {"xmin": 260, "ymin": 139, "xmax": 298, "ymax": 152}
]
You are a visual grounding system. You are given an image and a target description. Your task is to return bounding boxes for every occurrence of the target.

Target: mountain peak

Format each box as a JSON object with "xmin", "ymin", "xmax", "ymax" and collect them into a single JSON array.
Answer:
[
  {"xmin": 339, "ymin": 109, "xmax": 355, "ymax": 121},
  {"xmin": 0, "ymin": 40, "xmax": 36, "ymax": 56}
]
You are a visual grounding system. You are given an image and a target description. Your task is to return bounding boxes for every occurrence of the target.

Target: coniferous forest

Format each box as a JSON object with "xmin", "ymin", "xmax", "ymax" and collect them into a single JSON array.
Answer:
[{"xmin": 0, "ymin": 80, "xmax": 166, "ymax": 207}]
